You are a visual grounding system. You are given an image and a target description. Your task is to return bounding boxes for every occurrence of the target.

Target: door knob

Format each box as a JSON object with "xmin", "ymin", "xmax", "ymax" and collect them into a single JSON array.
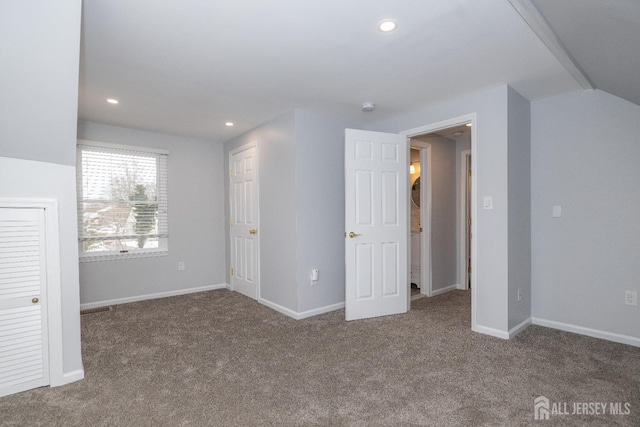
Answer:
[
  {"xmin": 32, "ymin": 298, "xmax": 39, "ymax": 304},
  {"xmin": 348, "ymin": 231, "xmax": 361, "ymax": 238},
  {"xmin": 249, "ymin": 229, "xmax": 258, "ymax": 235}
]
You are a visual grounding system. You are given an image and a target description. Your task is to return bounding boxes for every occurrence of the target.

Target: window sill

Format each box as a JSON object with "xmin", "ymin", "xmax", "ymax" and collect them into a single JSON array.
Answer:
[{"xmin": 79, "ymin": 250, "xmax": 169, "ymax": 262}]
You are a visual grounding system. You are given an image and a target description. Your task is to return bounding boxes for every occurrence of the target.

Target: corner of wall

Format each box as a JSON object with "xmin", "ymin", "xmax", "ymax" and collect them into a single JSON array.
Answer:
[
  {"xmin": 294, "ymin": 110, "xmax": 348, "ymax": 313},
  {"xmin": 507, "ymin": 86, "xmax": 532, "ymax": 330}
]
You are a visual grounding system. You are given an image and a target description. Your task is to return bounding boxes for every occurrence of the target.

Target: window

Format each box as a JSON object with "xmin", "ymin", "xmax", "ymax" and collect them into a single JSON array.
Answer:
[{"xmin": 76, "ymin": 140, "xmax": 168, "ymax": 260}]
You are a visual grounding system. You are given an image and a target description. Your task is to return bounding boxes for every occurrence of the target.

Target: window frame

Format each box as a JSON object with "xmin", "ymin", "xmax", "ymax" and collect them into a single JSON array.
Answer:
[{"xmin": 76, "ymin": 139, "xmax": 169, "ymax": 262}]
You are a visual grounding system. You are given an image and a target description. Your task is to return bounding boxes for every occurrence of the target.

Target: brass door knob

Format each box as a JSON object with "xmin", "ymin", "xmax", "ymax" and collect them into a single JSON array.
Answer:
[
  {"xmin": 32, "ymin": 298, "xmax": 39, "ymax": 304},
  {"xmin": 348, "ymin": 231, "xmax": 361, "ymax": 238},
  {"xmin": 249, "ymin": 229, "xmax": 258, "ymax": 235}
]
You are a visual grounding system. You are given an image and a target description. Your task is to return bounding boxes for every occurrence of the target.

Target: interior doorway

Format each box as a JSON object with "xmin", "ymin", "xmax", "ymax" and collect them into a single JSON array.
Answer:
[{"xmin": 404, "ymin": 118, "xmax": 475, "ymax": 312}]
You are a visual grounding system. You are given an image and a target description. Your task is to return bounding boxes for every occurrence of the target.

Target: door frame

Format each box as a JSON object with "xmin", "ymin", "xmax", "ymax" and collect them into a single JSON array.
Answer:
[
  {"xmin": 228, "ymin": 141, "xmax": 261, "ymax": 300},
  {"xmin": 401, "ymin": 113, "xmax": 478, "ymax": 332},
  {"xmin": 459, "ymin": 149, "xmax": 472, "ymax": 290},
  {"xmin": 0, "ymin": 198, "xmax": 64, "ymax": 387},
  {"xmin": 409, "ymin": 140, "xmax": 432, "ymax": 297}
]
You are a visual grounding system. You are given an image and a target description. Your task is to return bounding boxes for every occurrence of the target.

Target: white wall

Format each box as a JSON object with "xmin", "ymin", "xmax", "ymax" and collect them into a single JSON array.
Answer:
[
  {"xmin": 0, "ymin": 0, "xmax": 83, "ymax": 382},
  {"xmin": 295, "ymin": 110, "xmax": 350, "ymax": 313},
  {"xmin": 0, "ymin": 1, "xmax": 80, "ymax": 167},
  {"xmin": 77, "ymin": 122, "xmax": 226, "ymax": 305},
  {"xmin": 369, "ymin": 85, "xmax": 513, "ymax": 335},
  {"xmin": 531, "ymin": 89, "xmax": 640, "ymax": 344},
  {"xmin": 224, "ymin": 112, "xmax": 299, "ymax": 312}
]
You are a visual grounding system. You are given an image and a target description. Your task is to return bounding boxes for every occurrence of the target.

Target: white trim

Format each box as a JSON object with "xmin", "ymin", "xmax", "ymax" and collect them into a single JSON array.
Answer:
[
  {"xmin": 79, "ymin": 250, "xmax": 169, "ymax": 262},
  {"xmin": 296, "ymin": 302, "xmax": 345, "ymax": 319},
  {"xmin": 402, "ymin": 113, "xmax": 478, "ymax": 334},
  {"xmin": 430, "ymin": 284, "xmax": 459, "ymax": 296},
  {"xmin": 0, "ymin": 198, "xmax": 66, "ymax": 387},
  {"xmin": 421, "ymin": 144, "xmax": 432, "ymax": 297},
  {"xmin": 79, "ymin": 284, "xmax": 227, "ymax": 310},
  {"xmin": 408, "ymin": 140, "xmax": 432, "ymax": 298},
  {"xmin": 508, "ymin": 317, "xmax": 532, "ymax": 338},
  {"xmin": 458, "ymin": 149, "xmax": 471, "ymax": 291},
  {"xmin": 401, "ymin": 114, "xmax": 476, "ymax": 138},
  {"xmin": 258, "ymin": 298, "xmax": 298, "ymax": 319},
  {"xmin": 507, "ymin": 0, "xmax": 594, "ymax": 90},
  {"xmin": 57, "ymin": 369, "xmax": 85, "ymax": 387},
  {"xmin": 474, "ymin": 324, "xmax": 509, "ymax": 340},
  {"xmin": 532, "ymin": 317, "xmax": 640, "ymax": 348},
  {"xmin": 258, "ymin": 298, "xmax": 345, "ymax": 320},
  {"xmin": 77, "ymin": 138, "xmax": 169, "ymax": 155}
]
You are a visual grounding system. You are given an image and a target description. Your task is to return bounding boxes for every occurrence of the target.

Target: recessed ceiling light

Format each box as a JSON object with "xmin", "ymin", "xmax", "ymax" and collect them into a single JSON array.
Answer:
[
  {"xmin": 107, "ymin": 98, "xmax": 119, "ymax": 104},
  {"xmin": 466, "ymin": 123, "xmax": 472, "ymax": 127},
  {"xmin": 225, "ymin": 122, "xmax": 234, "ymax": 127},
  {"xmin": 378, "ymin": 20, "xmax": 397, "ymax": 32}
]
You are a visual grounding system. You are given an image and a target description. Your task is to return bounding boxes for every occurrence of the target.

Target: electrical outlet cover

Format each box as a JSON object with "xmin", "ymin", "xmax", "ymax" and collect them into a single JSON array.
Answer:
[{"xmin": 625, "ymin": 291, "xmax": 637, "ymax": 307}]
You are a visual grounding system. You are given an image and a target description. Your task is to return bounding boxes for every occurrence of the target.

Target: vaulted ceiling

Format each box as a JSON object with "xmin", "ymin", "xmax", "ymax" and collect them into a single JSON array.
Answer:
[
  {"xmin": 531, "ymin": 0, "xmax": 640, "ymax": 107},
  {"xmin": 78, "ymin": 0, "xmax": 639, "ymax": 143}
]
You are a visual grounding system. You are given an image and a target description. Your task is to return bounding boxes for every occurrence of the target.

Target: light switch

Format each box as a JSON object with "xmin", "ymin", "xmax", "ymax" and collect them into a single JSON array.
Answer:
[
  {"xmin": 552, "ymin": 205, "xmax": 562, "ymax": 218},
  {"xmin": 483, "ymin": 196, "xmax": 493, "ymax": 210}
]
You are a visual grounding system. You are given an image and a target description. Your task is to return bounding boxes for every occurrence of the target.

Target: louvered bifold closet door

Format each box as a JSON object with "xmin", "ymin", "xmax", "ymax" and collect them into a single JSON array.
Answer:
[{"xmin": 0, "ymin": 208, "xmax": 49, "ymax": 397}]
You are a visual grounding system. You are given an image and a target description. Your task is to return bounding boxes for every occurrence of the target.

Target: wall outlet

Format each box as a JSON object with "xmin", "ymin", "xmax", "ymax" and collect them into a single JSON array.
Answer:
[
  {"xmin": 178, "ymin": 261, "xmax": 185, "ymax": 271},
  {"xmin": 624, "ymin": 291, "xmax": 637, "ymax": 307},
  {"xmin": 517, "ymin": 288, "xmax": 523, "ymax": 302}
]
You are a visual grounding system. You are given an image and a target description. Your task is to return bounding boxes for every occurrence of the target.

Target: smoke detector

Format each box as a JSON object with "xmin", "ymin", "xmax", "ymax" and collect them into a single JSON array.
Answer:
[{"xmin": 361, "ymin": 102, "xmax": 375, "ymax": 112}]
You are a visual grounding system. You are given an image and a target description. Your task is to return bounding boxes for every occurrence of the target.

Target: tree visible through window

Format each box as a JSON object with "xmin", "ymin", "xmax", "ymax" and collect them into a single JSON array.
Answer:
[{"xmin": 76, "ymin": 140, "xmax": 168, "ymax": 260}]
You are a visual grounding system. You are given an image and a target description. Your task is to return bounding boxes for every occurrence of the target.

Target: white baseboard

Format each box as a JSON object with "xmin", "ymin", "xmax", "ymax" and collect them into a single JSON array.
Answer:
[
  {"xmin": 532, "ymin": 317, "xmax": 640, "ymax": 348},
  {"xmin": 55, "ymin": 369, "xmax": 84, "ymax": 386},
  {"xmin": 258, "ymin": 297, "xmax": 298, "ymax": 319},
  {"xmin": 258, "ymin": 297, "xmax": 345, "ymax": 320},
  {"xmin": 473, "ymin": 318, "xmax": 532, "ymax": 340},
  {"xmin": 296, "ymin": 302, "xmax": 345, "ymax": 319},
  {"xmin": 473, "ymin": 324, "xmax": 509, "ymax": 340},
  {"xmin": 508, "ymin": 317, "xmax": 532, "ymax": 338},
  {"xmin": 80, "ymin": 284, "xmax": 228, "ymax": 310},
  {"xmin": 430, "ymin": 284, "xmax": 458, "ymax": 296}
]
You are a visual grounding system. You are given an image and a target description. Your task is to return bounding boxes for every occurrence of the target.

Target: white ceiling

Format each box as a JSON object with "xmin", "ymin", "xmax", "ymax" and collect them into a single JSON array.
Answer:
[{"xmin": 78, "ymin": 0, "xmax": 634, "ymax": 143}]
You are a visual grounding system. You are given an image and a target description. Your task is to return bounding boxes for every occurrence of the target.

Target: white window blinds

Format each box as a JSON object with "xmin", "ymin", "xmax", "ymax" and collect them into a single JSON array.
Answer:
[{"xmin": 76, "ymin": 140, "xmax": 168, "ymax": 260}]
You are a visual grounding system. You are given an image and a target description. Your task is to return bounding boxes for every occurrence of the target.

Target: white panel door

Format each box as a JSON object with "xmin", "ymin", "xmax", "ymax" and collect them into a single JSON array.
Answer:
[
  {"xmin": 0, "ymin": 208, "xmax": 49, "ymax": 397},
  {"xmin": 345, "ymin": 129, "xmax": 408, "ymax": 321},
  {"xmin": 230, "ymin": 144, "xmax": 259, "ymax": 300}
]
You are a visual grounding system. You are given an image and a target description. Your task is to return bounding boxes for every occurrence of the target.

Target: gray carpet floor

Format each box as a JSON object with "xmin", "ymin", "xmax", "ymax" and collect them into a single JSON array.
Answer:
[{"xmin": 1, "ymin": 289, "xmax": 638, "ymax": 426}]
